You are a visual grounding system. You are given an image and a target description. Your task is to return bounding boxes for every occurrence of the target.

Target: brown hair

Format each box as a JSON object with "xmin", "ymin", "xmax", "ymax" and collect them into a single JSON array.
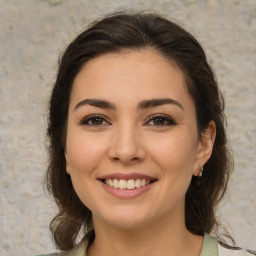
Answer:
[{"xmin": 46, "ymin": 11, "xmax": 233, "ymax": 251}]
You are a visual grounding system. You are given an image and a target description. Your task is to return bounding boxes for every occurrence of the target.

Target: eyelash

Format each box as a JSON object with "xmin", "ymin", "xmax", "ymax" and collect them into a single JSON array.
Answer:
[
  {"xmin": 80, "ymin": 115, "xmax": 109, "ymax": 126},
  {"xmin": 80, "ymin": 114, "xmax": 177, "ymax": 127},
  {"xmin": 145, "ymin": 114, "xmax": 177, "ymax": 126}
]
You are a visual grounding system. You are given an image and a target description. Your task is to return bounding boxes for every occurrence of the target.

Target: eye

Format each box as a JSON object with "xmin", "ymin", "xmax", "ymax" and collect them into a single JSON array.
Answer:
[
  {"xmin": 80, "ymin": 115, "xmax": 110, "ymax": 126},
  {"xmin": 145, "ymin": 114, "xmax": 176, "ymax": 126}
]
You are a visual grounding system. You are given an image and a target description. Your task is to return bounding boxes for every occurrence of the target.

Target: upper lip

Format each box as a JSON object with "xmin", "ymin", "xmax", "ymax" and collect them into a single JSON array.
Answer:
[{"xmin": 98, "ymin": 173, "xmax": 157, "ymax": 181}]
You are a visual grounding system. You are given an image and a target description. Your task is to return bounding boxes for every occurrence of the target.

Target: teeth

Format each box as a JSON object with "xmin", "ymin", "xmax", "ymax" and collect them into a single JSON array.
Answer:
[
  {"xmin": 119, "ymin": 179, "xmax": 127, "ymax": 189},
  {"xmin": 135, "ymin": 179, "xmax": 141, "ymax": 188},
  {"xmin": 113, "ymin": 179, "xmax": 119, "ymax": 188},
  {"xmin": 127, "ymin": 179, "xmax": 135, "ymax": 189},
  {"xmin": 104, "ymin": 178, "xmax": 151, "ymax": 189}
]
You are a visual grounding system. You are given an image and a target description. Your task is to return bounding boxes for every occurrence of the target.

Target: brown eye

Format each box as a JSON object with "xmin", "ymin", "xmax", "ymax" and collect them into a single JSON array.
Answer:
[
  {"xmin": 90, "ymin": 117, "xmax": 105, "ymax": 125},
  {"xmin": 80, "ymin": 115, "xmax": 109, "ymax": 126},
  {"xmin": 145, "ymin": 115, "xmax": 176, "ymax": 126},
  {"xmin": 152, "ymin": 117, "xmax": 168, "ymax": 125}
]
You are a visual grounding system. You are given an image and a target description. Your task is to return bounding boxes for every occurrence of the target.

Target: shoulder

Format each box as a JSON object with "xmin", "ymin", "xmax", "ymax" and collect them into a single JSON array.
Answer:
[
  {"xmin": 35, "ymin": 254, "xmax": 59, "ymax": 256},
  {"xmin": 218, "ymin": 243, "xmax": 256, "ymax": 256},
  {"xmin": 202, "ymin": 233, "xmax": 255, "ymax": 256},
  {"xmin": 35, "ymin": 239, "xmax": 88, "ymax": 256}
]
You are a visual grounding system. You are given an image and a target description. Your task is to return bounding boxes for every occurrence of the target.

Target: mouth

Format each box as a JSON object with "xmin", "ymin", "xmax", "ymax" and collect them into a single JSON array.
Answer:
[
  {"xmin": 97, "ymin": 173, "xmax": 158, "ymax": 191},
  {"xmin": 100, "ymin": 178, "xmax": 157, "ymax": 190}
]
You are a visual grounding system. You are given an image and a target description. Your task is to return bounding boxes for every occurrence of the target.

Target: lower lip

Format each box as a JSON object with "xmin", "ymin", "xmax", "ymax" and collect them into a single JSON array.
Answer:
[{"xmin": 100, "ymin": 181, "xmax": 156, "ymax": 199}]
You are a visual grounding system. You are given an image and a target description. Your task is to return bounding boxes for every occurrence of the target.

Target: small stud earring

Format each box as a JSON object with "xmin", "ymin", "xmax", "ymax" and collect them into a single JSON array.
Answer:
[{"xmin": 199, "ymin": 165, "xmax": 204, "ymax": 177}]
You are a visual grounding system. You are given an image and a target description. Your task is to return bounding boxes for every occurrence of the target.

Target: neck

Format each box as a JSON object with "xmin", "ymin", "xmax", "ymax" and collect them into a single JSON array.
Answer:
[{"xmin": 87, "ymin": 212, "xmax": 203, "ymax": 256}]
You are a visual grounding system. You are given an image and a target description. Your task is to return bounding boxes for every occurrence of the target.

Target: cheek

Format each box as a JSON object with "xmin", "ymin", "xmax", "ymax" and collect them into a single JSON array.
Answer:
[
  {"xmin": 150, "ymin": 132, "xmax": 197, "ymax": 165},
  {"xmin": 148, "ymin": 130, "xmax": 198, "ymax": 192},
  {"xmin": 65, "ymin": 132, "xmax": 106, "ymax": 210},
  {"xmin": 65, "ymin": 130, "xmax": 107, "ymax": 175}
]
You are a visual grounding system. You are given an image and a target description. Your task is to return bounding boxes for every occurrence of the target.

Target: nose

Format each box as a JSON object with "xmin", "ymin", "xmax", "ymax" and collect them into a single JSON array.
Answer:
[{"xmin": 108, "ymin": 124, "xmax": 146, "ymax": 164}]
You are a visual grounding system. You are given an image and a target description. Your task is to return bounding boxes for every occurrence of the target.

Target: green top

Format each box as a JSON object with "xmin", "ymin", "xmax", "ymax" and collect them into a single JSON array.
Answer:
[
  {"xmin": 200, "ymin": 233, "xmax": 218, "ymax": 256},
  {"xmin": 37, "ymin": 233, "xmax": 219, "ymax": 256}
]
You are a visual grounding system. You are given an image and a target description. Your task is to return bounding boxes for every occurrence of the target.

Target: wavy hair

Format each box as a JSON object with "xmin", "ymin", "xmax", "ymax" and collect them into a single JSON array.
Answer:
[{"xmin": 45, "ymin": 11, "xmax": 233, "ymax": 251}]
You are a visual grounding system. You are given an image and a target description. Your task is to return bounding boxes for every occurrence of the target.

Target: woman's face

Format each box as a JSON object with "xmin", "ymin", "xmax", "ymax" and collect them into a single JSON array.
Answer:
[{"xmin": 65, "ymin": 49, "xmax": 211, "ymax": 230}]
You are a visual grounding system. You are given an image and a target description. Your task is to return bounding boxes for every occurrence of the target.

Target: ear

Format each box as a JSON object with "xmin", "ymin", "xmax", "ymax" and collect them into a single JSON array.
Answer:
[
  {"xmin": 193, "ymin": 121, "xmax": 216, "ymax": 176},
  {"xmin": 65, "ymin": 151, "xmax": 71, "ymax": 175}
]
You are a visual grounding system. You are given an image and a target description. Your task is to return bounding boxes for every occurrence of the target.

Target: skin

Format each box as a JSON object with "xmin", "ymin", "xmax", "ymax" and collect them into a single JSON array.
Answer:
[{"xmin": 65, "ymin": 48, "xmax": 216, "ymax": 256}]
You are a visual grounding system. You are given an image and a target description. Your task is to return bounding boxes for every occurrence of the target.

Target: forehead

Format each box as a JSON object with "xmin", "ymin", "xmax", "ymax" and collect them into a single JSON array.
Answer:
[
  {"xmin": 76, "ymin": 48, "xmax": 182, "ymax": 80},
  {"xmin": 70, "ymin": 48, "xmax": 193, "ymax": 110}
]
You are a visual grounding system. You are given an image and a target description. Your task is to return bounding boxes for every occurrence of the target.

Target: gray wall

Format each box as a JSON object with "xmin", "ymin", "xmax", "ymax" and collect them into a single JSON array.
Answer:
[{"xmin": 0, "ymin": 0, "xmax": 255, "ymax": 255}]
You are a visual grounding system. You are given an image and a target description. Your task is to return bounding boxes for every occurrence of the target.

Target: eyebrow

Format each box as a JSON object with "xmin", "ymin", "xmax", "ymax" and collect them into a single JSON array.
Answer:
[
  {"xmin": 74, "ymin": 99, "xmax": 116, "ymax": 112},
  {"xmin": 74, "ymin": 98, "xmax": 184, "ymax": 112},
  {"xmin": 138, "ymin": 98, "xmax": 184, "ymax": 110}
]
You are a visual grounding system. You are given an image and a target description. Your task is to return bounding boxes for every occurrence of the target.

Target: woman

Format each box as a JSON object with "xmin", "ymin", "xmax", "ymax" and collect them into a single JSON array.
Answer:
[{"xmin": 39, "ymin": 11, "xmax": 255, "ymax": 256}]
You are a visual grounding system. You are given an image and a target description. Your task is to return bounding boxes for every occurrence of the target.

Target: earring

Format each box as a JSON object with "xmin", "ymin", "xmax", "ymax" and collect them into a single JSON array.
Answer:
[{"xmin": 199, "ymin": 165, "xmax": 204, "ymax": 177}]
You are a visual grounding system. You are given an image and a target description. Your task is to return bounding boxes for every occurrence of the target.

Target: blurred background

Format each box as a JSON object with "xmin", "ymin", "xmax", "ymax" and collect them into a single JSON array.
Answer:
[{"xmin": 0, "ymin": 0, "xmax": 255, "ymax": 255}]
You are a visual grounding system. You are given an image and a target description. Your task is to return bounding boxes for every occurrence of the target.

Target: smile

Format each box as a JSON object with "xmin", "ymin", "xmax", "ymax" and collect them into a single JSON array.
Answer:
[
  {"xmin": 104, "ymin": 178, "xmax": 151, "ymax": 190},
  {"xmin": 98, "ymin": 173, "xmax": 157, "ymax": 198}
]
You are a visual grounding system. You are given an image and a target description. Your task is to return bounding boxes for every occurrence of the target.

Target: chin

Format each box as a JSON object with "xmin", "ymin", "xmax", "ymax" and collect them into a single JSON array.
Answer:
[
  {"xmin": 108, "ymin": 217, "xmax": 150, "ymax": 231},
  {"xmin": 96, "ymin": 206, "xmax": 153, "ymax": 231}
]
